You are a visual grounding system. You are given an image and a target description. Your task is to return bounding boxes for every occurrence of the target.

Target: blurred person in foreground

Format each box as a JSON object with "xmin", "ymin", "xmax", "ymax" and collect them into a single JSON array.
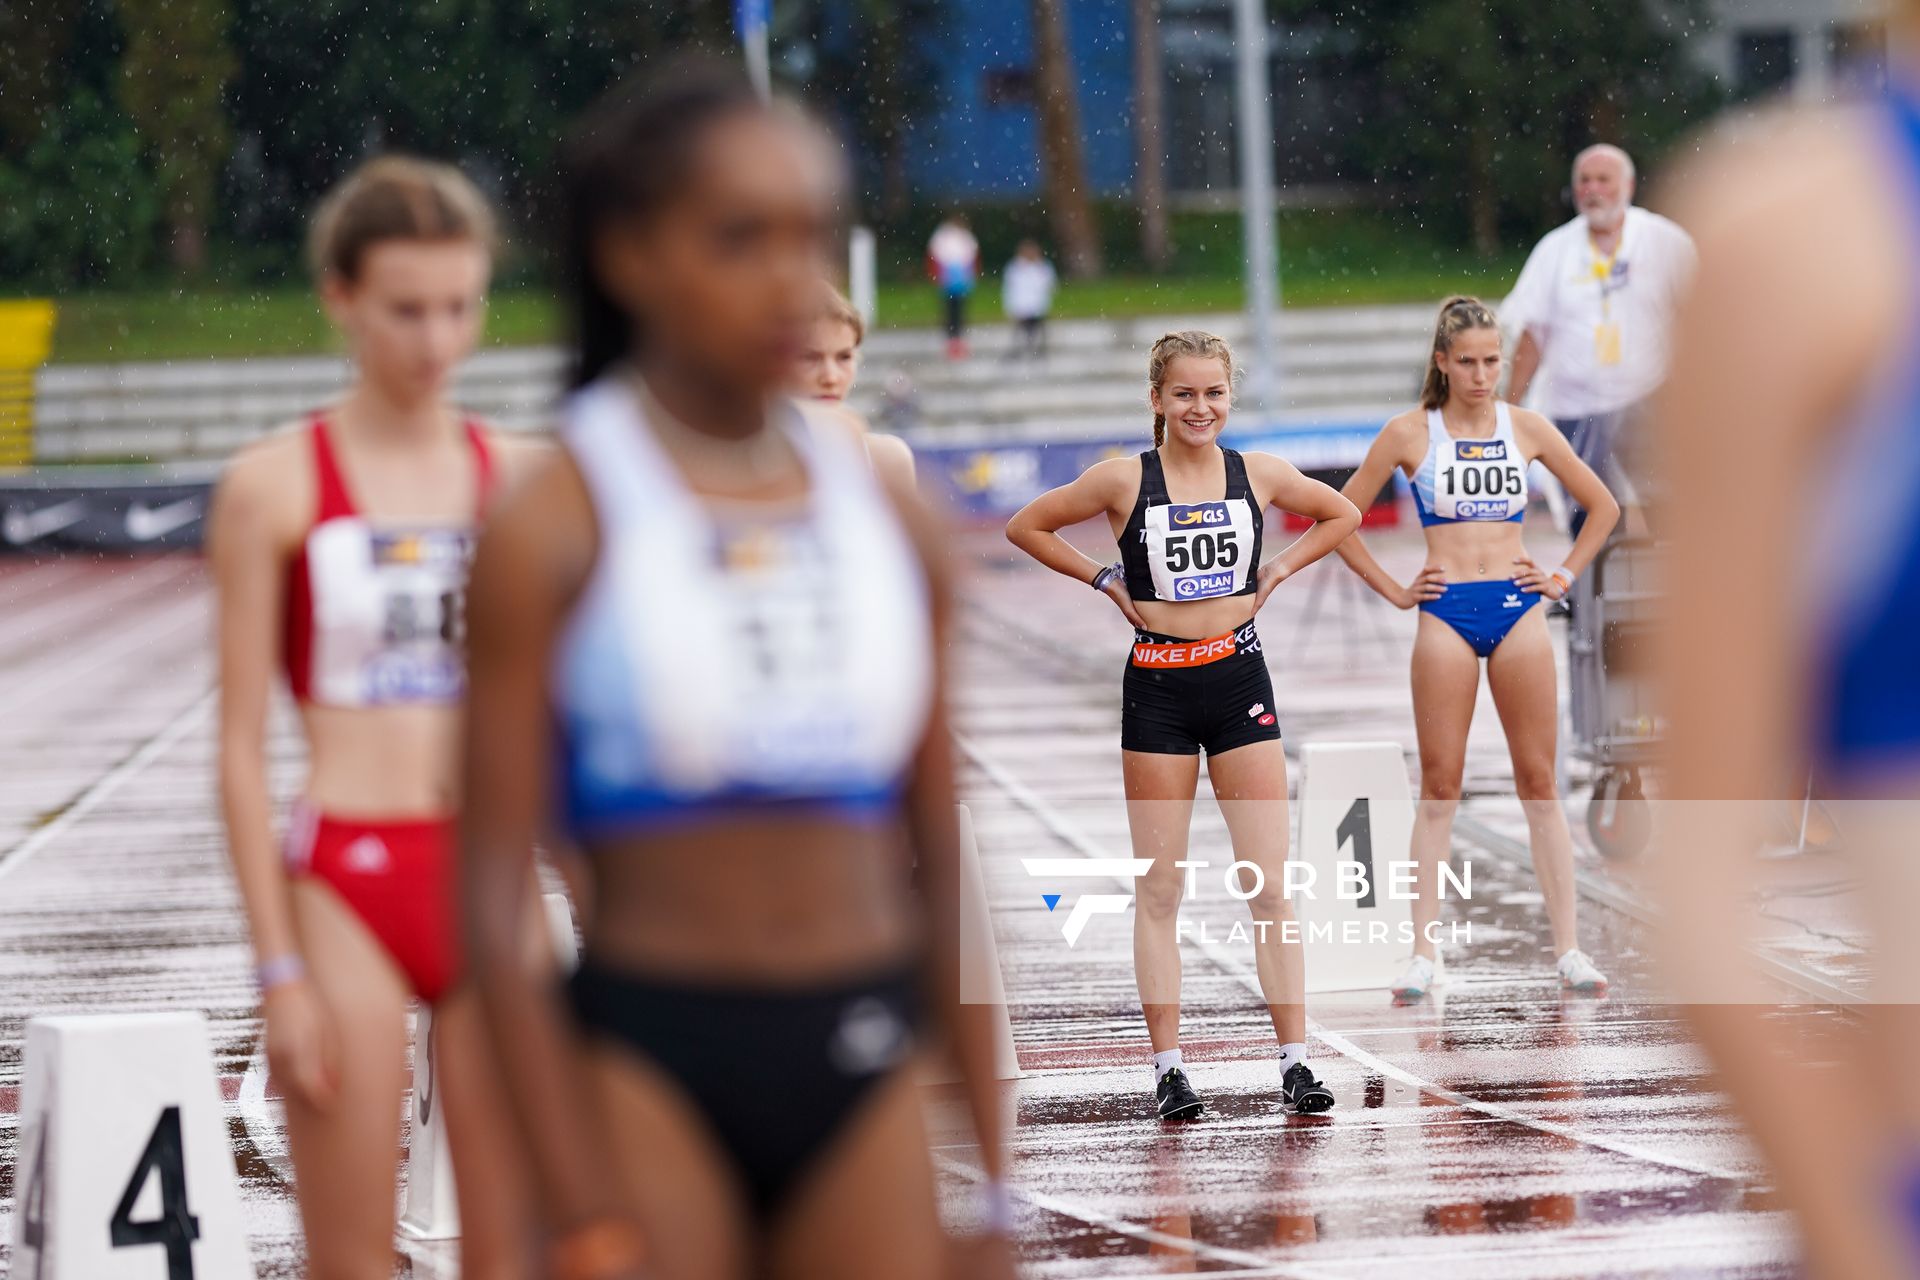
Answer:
[
  {"xmin": 789, "ymin": 278, "xmax": 915, "ymax": 491},
  {"xmin": 1657, "ymin": 15, "xmax": 1920, "ymax": 1277},
  {"xmin": 460, "ymin": 61, "xmax": 1015, "ymax": 1280},
  {"xmin": 1504, "ymin": 144, "xmax": 1695, "ymax": 535}
]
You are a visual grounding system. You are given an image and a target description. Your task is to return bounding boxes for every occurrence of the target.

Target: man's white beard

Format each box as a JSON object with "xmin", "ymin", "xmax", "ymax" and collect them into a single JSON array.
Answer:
[{"xmin": 1583, "ymin": 199, "xmax": 1628, "ymax": 233}]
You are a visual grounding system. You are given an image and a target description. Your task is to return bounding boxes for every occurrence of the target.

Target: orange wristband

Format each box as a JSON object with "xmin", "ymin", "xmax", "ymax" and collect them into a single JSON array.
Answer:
[{"xmin": 548, "ymin": 1217, "xmax": 647, "ymax": 1280}]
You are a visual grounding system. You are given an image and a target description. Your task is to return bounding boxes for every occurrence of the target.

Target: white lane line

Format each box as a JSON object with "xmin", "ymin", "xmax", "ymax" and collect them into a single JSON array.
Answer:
[
  {"xmin": 935, "ymin": 1153, "xmax": 1343, "ymax": 1279},
  {"xmin": 238, "ymin": 1037, "xmax": 295, "ymax": 1186},
  {"xmin": 955, "ymin": 729, "xmax": 1751, "ymax": 1185},
  {"xmin": 0, "ymin": 686, "xmax": 215, "ymax": 886}
]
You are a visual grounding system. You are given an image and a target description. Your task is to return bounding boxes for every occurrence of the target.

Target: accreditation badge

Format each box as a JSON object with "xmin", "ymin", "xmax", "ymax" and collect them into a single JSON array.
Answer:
[{"xmin": 1594, "ymin": 321, "xmax": 1622, "ymax": 366}]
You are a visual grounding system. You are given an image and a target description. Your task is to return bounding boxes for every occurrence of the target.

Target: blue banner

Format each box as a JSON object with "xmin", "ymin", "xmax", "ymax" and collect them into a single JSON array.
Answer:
[{"xmin": 913, "ymin": 422, "xmax": 1386, "ymax": 519}]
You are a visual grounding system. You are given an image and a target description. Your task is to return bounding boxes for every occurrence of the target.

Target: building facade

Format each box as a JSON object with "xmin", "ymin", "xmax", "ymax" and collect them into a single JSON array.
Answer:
[{"xmin": 814, "ymin": 0, "xmax": 1892, "ymax": 200}]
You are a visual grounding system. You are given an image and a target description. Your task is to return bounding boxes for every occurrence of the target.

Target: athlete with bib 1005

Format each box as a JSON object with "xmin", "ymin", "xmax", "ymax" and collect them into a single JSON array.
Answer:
[
  {"xmin": 1332, "ymin": 296, "xmax": 1619, "ymax": 1001},
  {"xmin": 1006, "ymin": 330, "xmax": 1360, "ymax": 1122}
]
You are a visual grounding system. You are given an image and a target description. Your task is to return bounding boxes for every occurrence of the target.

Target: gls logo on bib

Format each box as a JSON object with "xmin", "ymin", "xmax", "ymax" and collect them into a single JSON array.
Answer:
[
  {"xmin": 1456, "ymin": 441, "xmax": 1509, "ymax": 462},
  {"xmin": 1168, "ymin": 503, "xmax": 1229, "ymax": 527}
]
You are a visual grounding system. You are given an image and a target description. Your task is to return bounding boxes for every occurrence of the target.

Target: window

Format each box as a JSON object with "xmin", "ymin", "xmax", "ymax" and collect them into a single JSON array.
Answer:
[
  {"xmin": 1829, "ymin": 21, "xmax": 1887, "ymax": 94},
  {"xmin": 1735, "ymin": 30, "xmax": 1795, "ymax": 101},
  {"xmin": 982, "ymin": 68, "xmax": 1035, "ymax": 108}
]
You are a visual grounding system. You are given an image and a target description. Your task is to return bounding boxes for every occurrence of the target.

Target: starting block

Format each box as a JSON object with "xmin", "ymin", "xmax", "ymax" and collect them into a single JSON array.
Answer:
[
  {"xmin": 400, "ymin": 890, "xmax": 580, "ymax": 1240},
  {"xmin": 11, "ymin": 1012, "xmax": 255, "ymax": 1278},
  {"xmin": 931, "ymin": 803, "xmax": 1022, "ymax": 1084},
  {"xmin": 1296, "ymin": 742, "xmax": 1417, "ymax": 992}
]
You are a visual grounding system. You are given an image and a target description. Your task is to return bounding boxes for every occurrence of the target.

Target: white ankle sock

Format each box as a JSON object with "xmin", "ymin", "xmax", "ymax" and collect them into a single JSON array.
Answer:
[
  {"xmin": 1152, "ymin": 1048, "xmax": 1183, "ymax": 1083},
  {"xmin": 1277, "ymin": 1042, "xmax": 1308, "ymax": 1074}
]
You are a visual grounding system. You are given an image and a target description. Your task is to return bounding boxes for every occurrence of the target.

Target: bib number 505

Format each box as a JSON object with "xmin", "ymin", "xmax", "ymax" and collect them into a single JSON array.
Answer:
[{"xmin": 1164, "ymin": 529, "xmax": 1239, "ymax": 573}]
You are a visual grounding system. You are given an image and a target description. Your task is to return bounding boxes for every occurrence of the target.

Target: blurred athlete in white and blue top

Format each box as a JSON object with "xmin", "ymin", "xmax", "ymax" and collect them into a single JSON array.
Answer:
[
  {"xmin": 458, "ymin": 60, "xmax": 1014, "ymax": 1280},
  {"xmin": 1660, "ymin": 17, "xmax": 1920, "ymax": 1278},
  {"xmin": 1335, "ymin": 297, "xmax": 1619, "ymax": 1000}
]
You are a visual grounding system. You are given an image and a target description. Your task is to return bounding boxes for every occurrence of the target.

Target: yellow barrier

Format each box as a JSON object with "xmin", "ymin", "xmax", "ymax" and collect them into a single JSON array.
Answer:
[{"xmin": 0, "ymin": 300, "xmax": 57, "ymax": 468}]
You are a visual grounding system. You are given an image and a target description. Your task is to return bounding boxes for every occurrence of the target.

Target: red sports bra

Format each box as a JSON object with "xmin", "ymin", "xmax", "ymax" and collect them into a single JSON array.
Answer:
[{"xmin": 283, "ymin": 414, "xmax": 494, "ymax": 707}]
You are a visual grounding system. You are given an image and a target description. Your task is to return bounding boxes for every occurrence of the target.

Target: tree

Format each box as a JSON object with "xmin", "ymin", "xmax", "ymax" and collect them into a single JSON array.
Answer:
[
  {"xmin": 1270, "ymin": 0, "xmax": 1718, "ymax": 251},
  {"xmin": 1030, "ymin": 0, "xmax": 1102, "ymax": 278},
  {"xmin": 218, "ymin": 1, "xmax": 729, "ymax": 277},
  {"xmin": 0, "ymin": 88, "xmax": 161, "ymax": 288},
  {"xmin": 811, "ymin": 0, "xmax": 953, "ymax": 221},
  {"xmin": 117, "ymin": 0, "xmax": 236, "ymax": 274},
  {"xmin": 1132, "ymin": 0, "xmax": 1169, "ymax": 270}
]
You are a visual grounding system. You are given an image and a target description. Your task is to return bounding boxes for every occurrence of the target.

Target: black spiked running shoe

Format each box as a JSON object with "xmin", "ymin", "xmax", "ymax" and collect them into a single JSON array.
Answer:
[
  {"xmin": 1155, "ymin": 1067, "xmax": 1204, "ymax": 1121},
  {"xmin": 1281, "ymin": 1062, "xmax": 1336, "ymax": 1114}
]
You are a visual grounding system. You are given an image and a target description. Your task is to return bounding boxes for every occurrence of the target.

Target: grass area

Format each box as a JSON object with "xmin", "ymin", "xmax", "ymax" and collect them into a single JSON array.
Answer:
[{"xmin": 30, "ymin": 228, "xmax": 1525, "ymax": 363}]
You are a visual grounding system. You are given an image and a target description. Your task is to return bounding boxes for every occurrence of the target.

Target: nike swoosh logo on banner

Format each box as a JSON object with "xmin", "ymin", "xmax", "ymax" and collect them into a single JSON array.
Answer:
[
  {"xmin": 2, "ymin": 499, "xmax": 88, "ymax": 546},
  {"xmin": 125, "ymin": 497, "xmax": 204, "ymax": 542}
]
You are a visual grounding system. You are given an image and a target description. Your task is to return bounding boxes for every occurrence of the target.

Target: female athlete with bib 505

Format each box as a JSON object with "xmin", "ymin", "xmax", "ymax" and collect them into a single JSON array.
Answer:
[
  {"xmin": 1333, "ymin": 296, "xmax": 1619, "ymax": 1000},
  {"xmin": 459, "ymin": 63, "xmax": 1014, "ymax": 1280},
  {"xmin": 210, "ymin": 158, "xmax": 534, "ymax": 1277},
  {"xmin": 1006, "ymin": 330, "xmax": 1360, "ymax": 1122}
]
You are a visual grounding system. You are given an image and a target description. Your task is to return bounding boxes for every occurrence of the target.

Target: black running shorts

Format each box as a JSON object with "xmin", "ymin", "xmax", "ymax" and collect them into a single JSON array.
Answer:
[{"xmin": 1121, "ymin": 620, "xmax": 1282, "ymax": 756}]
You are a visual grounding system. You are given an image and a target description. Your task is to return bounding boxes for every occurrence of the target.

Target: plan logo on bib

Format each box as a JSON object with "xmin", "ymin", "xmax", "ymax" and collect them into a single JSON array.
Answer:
[
  {"xmin": 1453, "ymin": 500, "xmax": 1510, "ymax": 519},
  {"xmin": 1173, "ymin": 571, "xmax": 1235, "ymax": 599}
]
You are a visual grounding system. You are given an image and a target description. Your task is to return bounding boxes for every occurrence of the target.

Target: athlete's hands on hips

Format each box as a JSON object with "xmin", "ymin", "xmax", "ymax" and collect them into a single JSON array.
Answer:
[
  {"xmin": 1393, "ymin": 566, "xmax": 1449, "ymax": 610},
  {"xmin": 264, "ymin": 978, "xmax": 340, "ymax": 1109},
  {"xmin": 1100, "ymin": 578, "xmax": 1148, "ymax": 631},
  {"xmin": 1511, "ymin": 555, "xmax": 1563, "ymax": 599},
  {"xmin": 1251, "ymin": 559, "xmax": 1289, "ymax": 612}
]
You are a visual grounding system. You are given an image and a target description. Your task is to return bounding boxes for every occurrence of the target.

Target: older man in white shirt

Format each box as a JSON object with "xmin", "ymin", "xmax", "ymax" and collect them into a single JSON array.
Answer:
[{"xmin": 1504, "ymin": 144, "xmax": 1696, "ymax": 534}]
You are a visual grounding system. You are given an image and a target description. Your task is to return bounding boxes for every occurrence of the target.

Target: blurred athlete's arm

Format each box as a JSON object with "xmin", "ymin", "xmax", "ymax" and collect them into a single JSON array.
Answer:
[
  {"xmin": 1333, "ymin": 415, "xmax": 1445, "ymax": 609},
  {"xmin": 1246, "ymin": 453, "xmax": 1359, "ymax": 610},
  {"xmin": 482, "ymin": 426, "xmax": 556, "ymax": 495},
  {"xmin": 460, "ymin": 453, "xmax": 628, "ymax": 1241},
  {"xmin": 209, "ymin": 438, "xmax": 338, "ymax": 1108},
  {"xmin": 1006, "ymin": 457, "xmax": 1146, "ymax": 628},
  {"xmin": 796, "ymin": 394, "xmax": 919, "ymax": 490},
  {"xmin": 881, "ymin": 469, "xmax": 1020, "ymax": 1279},
  {"xmin": 867, "ymin": 432, "xmax": 917, "ymax": 491},
  {"xmin": 1511, "ymin": 408, "xmax": 1618, "ymax": 596}
]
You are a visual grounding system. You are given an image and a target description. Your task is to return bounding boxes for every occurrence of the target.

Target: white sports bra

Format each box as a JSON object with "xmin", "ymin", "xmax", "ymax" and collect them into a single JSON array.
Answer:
[
  {"xmin": 552, "ymin": 376, "xmax": 934, "ymax": 835},
  {"xmin": 1411, "ymin": 403, "xmax": 1529, "ymax": 527}
]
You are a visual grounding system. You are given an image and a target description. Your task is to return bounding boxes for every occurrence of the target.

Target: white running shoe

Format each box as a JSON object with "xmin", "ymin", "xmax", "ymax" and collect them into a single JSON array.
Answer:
[
  {"xmin": 1557, "ymin": 949, "xmax": 1609, "ymax": 993},
  {"xmin": 1390, "ymin": 954, "xmax": 1438, "ymax": 999}
]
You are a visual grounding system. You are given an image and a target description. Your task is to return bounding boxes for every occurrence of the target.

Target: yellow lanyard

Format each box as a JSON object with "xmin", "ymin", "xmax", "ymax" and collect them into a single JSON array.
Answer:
[{"xmin": 1588, "ymin": 236, "xmax": 1621, "ymax": 319}]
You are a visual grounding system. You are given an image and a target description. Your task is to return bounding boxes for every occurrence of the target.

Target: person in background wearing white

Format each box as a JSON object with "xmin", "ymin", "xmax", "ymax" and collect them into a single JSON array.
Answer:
[
  {"xmin": 1002, "ymin": 238, "xmax": 1057, "ymax": 359},
  {"xmin": 1503, "ymin": 144, "xmax": 1695, "ymax": 537},
  {"xmin": 927, "ymin": 213, "xmax": 980, "ymax": 360}
]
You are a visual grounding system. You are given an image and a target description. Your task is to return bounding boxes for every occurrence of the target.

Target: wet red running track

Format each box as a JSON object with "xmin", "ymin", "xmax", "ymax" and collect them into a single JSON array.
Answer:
[{"xmin": 0, "ymin": 535, "xmax": 1831, "ymax": 1276}]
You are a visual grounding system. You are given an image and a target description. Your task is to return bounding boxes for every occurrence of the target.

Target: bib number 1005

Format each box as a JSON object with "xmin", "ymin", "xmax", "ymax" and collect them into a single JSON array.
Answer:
[
  {"xmin": 1439, "ymin": 464, "xmax": 1525, "ymax": 497},
  {"xmin": 1164, "ymin": 529, "xmax": 1239, "ymax": 573}
]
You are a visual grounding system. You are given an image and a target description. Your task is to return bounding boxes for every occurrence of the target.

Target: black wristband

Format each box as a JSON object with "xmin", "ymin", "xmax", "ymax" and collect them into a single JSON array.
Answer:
[{"xmin": 1090, "ymin": 562, "xmax": 1122, "ymax": 593}]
